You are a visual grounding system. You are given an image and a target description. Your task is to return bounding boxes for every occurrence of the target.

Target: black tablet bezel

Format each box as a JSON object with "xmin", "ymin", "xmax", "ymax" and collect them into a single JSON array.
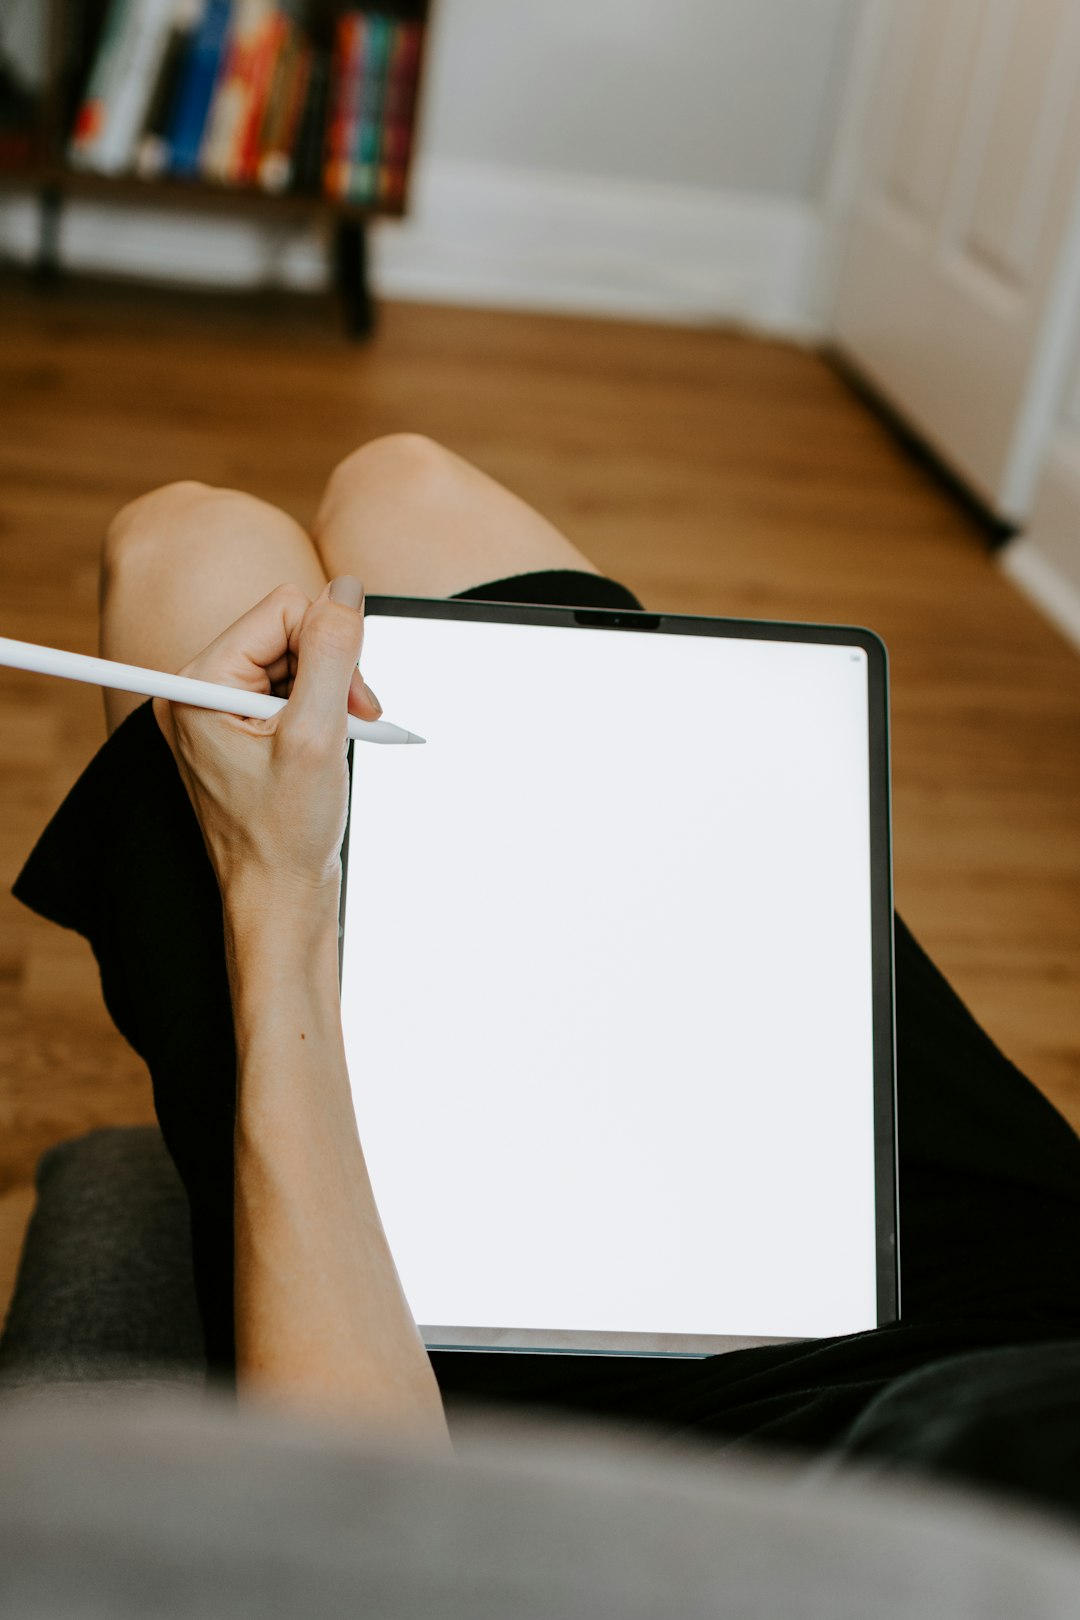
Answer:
[{"xmin": 341, "ymin": 596, "xmax": 899, "ymax": 1350}]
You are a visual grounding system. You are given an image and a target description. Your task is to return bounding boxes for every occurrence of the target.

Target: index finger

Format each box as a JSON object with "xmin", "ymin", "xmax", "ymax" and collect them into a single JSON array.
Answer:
[{"xmin": 180, "ymin": 583, "xmax": 313, "ymax": 695}]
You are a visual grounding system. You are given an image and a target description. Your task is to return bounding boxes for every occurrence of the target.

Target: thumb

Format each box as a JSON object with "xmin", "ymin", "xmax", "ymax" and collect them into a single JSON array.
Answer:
[{"xmin": 283, "ymin": 575, "xmax": 366, "ymax": 738}]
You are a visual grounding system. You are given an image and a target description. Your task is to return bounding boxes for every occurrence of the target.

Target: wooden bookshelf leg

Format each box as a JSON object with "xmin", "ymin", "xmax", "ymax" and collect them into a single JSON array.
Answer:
[
  {"xmin": 334, "ymin": 219, "xmax": 376, "ymax": 340},
  {"xmin": 34, "ymin": 187, "xmax": 64, "ymax": 286}
]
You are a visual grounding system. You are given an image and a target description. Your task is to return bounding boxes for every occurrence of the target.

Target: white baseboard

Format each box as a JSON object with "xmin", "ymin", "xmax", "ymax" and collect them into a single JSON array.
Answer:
[
  {"xmin": 0, "ymin": 160, "xmax": 824, "ymax": 336},
  {"xmin": 1001, "ymin": 434, "xmax": 1080, "ymax": 652},
  {"xmin": 1001, "ymin": 537, "xmax": 1080, "ymax": 652},
  {"xmin": 373, "ymin": 160, "xmax": 823, "ymax": 337}
]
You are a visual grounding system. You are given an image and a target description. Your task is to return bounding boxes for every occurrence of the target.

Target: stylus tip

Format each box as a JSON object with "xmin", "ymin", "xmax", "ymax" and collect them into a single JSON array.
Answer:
[{"xmin": 405, "ymin": 731, "xmax": 426, "ymax": 745}]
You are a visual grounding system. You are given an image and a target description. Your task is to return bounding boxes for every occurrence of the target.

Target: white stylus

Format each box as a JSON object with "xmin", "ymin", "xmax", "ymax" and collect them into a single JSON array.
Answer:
[{"xmin": 0, "ymin": 636, "xmax": 425, "ymax": 745}]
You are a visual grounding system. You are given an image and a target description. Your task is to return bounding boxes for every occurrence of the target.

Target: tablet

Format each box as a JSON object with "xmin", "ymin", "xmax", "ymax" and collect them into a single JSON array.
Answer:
[{"xmin": 339, "ymin": 599, "xmax": 897, "ymax": 1358}]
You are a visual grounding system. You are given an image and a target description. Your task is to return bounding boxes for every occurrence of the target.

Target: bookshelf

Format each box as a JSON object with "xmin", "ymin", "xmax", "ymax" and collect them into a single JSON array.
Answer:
[{"xmin": 0, "ymin": 1, "xmax": 432, "ymax": 336}]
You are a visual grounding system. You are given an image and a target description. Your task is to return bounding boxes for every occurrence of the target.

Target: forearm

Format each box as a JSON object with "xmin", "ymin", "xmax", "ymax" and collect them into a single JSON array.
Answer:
[{"xmin": 225, "ymin": 879, "xmax": 448, "ymax": 1446}]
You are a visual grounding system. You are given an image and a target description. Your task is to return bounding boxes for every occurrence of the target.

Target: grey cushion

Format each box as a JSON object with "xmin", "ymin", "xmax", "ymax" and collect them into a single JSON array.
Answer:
[
  {"xmin": 3, "ymin": 1392, "xmax": 1080, "ymax": 1619},
  {"xmin": 4, "ymin": 1136, "xmax": 1080, "ymax": 1615},
  {"xmin": 0, "ymin": 1126, "xmax": 206, "ymax": 1387}
]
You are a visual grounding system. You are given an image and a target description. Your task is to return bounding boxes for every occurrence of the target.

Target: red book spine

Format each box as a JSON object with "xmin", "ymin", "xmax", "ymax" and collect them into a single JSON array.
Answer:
[
  {"xmin": 234, "ymin": 10, "xmax": 289, "ymax": 183},
  {"xmin": 323, "ymin": 12, "xmax": 360, "ymax": 200},
  {"xmin": 379, "ymin": 19, "xmax": 422, "ymax": 209}
]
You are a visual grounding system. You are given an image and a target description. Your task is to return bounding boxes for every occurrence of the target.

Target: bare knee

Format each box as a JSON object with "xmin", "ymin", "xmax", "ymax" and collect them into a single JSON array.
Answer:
[
  {"xmin": 319, "ymin": 434, "xmax": 462, "ymax": 515},
  {"xmin": 102, "ymin": 481, "xmax": 262, "ymax": 582},
  {"xmin": 103, "ymin": 480, "xmax": 211, "ymax": 575}
]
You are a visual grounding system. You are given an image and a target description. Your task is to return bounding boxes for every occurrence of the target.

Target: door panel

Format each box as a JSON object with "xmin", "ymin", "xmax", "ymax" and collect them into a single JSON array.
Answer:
[
  {"xmin": 886, "ymin": 0, "xmax": 983, "ymax": 223},
  {"xmin": 963, "ymin": 2, "xmax": 1064, "ymax": 272},
  {"xmin": 832, "ymin": 0, "xmax": 1080, "ymax": 519}
]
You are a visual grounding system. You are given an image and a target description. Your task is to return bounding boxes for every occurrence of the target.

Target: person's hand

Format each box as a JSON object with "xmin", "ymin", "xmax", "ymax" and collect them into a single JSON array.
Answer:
[{"xmin": 153, "ymin": 576, "xmax": 380, "ymax": 908}]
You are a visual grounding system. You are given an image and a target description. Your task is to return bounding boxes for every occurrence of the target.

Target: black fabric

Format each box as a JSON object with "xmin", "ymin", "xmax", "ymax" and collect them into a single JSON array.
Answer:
[
  {"xmin": 452, "ymin": 569, "xmax": 644, "ymax": 612},
  {"xmin": 14, "ymin": 697, "xmax": 240, "ymax": 1366},
  {"xmin": 832, "ymin": 1341, "xmax": 1080, "ymax": 1521},
  {"xmin": 13, "ymin": 568, "xmax": 1080, "ymax": 1519}
]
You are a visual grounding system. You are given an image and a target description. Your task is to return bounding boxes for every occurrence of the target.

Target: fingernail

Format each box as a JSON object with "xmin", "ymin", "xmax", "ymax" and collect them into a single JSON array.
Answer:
[
  {"xmin": 363, "ymin": 682, "xmax": 382, "ymax": 715},
  {"xmin": 329, "ymin": 575, "xmax": 364, "ymax": 609}
]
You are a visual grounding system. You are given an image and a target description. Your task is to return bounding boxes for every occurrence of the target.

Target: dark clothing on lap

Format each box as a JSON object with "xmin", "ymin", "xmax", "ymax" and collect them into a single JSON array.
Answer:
[
  {"xmin": 452, "ymin": 570, "xmax": 643, "ymax": 612},
  {"xmin": 14, "ymin": 568, "xmax": 1080, "ymax": 1520}
]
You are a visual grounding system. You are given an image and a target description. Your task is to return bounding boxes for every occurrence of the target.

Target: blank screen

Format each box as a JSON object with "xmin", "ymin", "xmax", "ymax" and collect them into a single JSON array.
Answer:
[{"xmin": 340, "ymin": 613, "xmax": 880, "ymax": 1350}]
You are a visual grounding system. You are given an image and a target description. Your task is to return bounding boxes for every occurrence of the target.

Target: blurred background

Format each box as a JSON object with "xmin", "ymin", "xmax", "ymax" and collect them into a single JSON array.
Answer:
[{"xmin": 1, "ymin": 0, "xmax": 1079, "ymax": 1308}]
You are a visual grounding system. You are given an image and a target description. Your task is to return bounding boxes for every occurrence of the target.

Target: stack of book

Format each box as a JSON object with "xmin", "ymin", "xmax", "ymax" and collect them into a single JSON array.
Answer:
[
  {"xmin": 323, "ymin": 11, "xmax": 421, "ymax": 207},
  {"xmin": 68, "ymin": 0, "xmax": 424, "ymax": 206}
]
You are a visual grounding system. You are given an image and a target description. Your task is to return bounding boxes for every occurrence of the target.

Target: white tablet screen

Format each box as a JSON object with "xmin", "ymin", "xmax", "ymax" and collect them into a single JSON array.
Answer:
[{"xmin": 341, "ymin": 612, "xmax": 881, "ymax": 1351}]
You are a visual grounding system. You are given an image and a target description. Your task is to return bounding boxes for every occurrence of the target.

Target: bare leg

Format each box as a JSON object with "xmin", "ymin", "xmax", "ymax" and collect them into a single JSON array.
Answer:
[
  {"xmin": 100, "ymin": 439, "xmax": 599, "ymax": 736},
  {"xmin": 310, "ymin": 433, "xmax": 601, "ymax": 597},
  {"xmin": 100, "ymin": 481, "xmax": 328, "ymax": 734}
]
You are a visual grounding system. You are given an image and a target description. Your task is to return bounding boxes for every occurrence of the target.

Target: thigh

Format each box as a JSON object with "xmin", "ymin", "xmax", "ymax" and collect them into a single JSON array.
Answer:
[
  {"xmin": 311, "ymin": 434, "xmax": 602, "ymax": 598},
  {"xmin": 99, "ymin": 481, "xmax": 327, "ymax": 732}
]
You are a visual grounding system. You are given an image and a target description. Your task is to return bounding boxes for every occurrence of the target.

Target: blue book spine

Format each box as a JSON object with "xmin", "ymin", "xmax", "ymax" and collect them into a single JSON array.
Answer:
[{"xmin": 167, "ymin": 0, "xmax": 234, "ymax": 176}]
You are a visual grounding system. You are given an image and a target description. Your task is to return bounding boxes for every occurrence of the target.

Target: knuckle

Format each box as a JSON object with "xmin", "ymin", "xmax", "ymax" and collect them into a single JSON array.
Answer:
[{"xmin": 270, "ymin": 581, "xmax": 310, "ymax": 615}]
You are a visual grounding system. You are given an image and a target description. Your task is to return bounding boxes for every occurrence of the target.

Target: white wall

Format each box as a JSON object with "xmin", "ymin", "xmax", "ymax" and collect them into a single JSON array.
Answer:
[
  {"xmin": 0, "ymin": 0, "xmax": 855, "ymax": 333},
  {"xmin": 419, "ymin": 0, "xmax": 851, "ymax": 194},
  {"xmin": 373, "ymin": 0, "xmax": 853, "ymax": 328}
]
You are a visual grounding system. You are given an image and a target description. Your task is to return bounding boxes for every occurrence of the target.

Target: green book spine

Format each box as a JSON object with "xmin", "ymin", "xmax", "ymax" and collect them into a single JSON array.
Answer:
[{"xmin": 350, "ymin": 13, "xmax": 391, "ymax": 205}]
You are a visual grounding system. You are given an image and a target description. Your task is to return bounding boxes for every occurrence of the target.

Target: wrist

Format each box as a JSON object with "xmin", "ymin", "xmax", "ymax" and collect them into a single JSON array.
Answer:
[
  {"xmin": 224, "ymin": 876, "xmax": 341, "ymax": 998},
  {"xmin": 223, "ymin": 869, "xmax": 341, "ymax": 941},
  {"xmin": 228, "ymin": 902, "xmax": 351, "ymax": 1132},
  {"xmin": 226, "ymin": 880, "xmax": 345, "ymax": 1100}
]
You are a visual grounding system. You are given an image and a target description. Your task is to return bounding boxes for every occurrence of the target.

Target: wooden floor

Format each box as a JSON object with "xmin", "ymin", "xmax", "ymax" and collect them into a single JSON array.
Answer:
[{"xmin": 2, "ymin": 276, "xmax": 1080, "ymax": 1314}]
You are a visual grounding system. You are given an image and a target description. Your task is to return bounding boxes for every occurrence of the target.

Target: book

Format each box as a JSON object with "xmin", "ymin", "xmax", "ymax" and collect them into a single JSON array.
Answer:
[
  {"xmin": 254, "ymin": 20, "xmax": 298, "ymax": 173},
  {"xmin": 90, "ymin": 0, "xmax": 178, "ymax": 175},
  {"xmin": 323, "ymin": 11, "xmax": 364, "ymax": 201},
  {"xmin": 350, "ymin": 12, "xmax": 391, "ymax": 205},
  {"xmin": 167, "ymin": 0, "xmax": 232, "ymax": 177},
  {"xmin": 378, "ymin": 18, "xmax": 422, "ymax": 208},
  {"xmin": 135, "ymin": 0, "xmax": 206, "ymax": 179},
  {"xmin": 375, "ymin": 19, "xmax": 405, "ymax": 205},
  {"xmin": 201, "ymin": 0, "xmax": 293, "ymax": 185},
  {"xmin": 257, "ymin": 33, "xmax": 313, "ymax": 192},
  {"xmin": 293, "ymin": 43, "xmax": 330, "ymax": 194},
  {"xmin": 200, "ymin": 0, "xmax": 260, "ymax": 181},
  {"xmin": 232, "ymin": 5, "xmax": 290, "ymax": 184},
  {"xmin": 66, "ymin": 0, "xmax": 425, "ymax": 206},
  {"xmin": 68, "ymin": 0, "xmax": 135, "ymax": 168}
]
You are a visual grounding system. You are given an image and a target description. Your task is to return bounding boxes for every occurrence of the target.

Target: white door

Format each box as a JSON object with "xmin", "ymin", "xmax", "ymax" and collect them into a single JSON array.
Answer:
[{"xmin": 830, "ymin": 0, "xmax": 1080, "ymax": 521}]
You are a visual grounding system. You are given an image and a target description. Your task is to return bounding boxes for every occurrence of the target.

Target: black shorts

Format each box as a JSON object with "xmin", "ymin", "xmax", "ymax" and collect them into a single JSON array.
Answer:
[{"xmin": 14, "ymin": 569, "xmax": 1080, "ymax": 1515}]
